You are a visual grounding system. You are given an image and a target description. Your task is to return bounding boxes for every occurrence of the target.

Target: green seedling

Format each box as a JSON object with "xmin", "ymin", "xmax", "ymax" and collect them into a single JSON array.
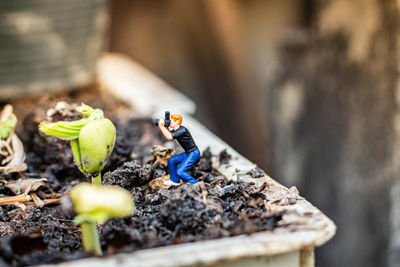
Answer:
[
  {"xmin": 70, "ymin": 183, "xmax": 134, "ymax": 256},
  {"xmin": 0, "ymin": 118, "xmax": 16, "ymax": 140},
  {"xmin": 39, "ymin": 104, "xmax": 116, "ymax": 184}
]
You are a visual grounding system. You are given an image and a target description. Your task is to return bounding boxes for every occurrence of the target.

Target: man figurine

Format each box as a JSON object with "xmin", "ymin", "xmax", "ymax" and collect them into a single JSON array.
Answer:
[{"xmin": 157, "ymin": 113, "xmax": 200, "ymax": 186}]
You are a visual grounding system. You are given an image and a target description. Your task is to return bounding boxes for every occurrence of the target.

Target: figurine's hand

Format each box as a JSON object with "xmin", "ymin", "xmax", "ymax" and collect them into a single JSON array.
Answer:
[{"xmin": 158, "ymin": 119, "xmax": 165, "ymax": 127}]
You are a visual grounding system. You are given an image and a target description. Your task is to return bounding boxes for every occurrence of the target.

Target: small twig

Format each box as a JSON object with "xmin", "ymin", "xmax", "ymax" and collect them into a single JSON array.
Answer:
[
  {"xmin": 24, "ymin": 198, "xmax": 60, "ymax": 206},
  {"xmin": 0, "ymin": 193, "xmax": 31, "ymax": 205},
  {"xmin": 44, "ymin": 192, "xmax": 65, "ymax": 199},
  {"xmin": 42, "ymin": 198, "xmax": 61, "ymax": 205},
  {"xmin": 0, "ymin": 178, "xmax": 57, "ymax": 209},
  {"xmin": 30, "ymin": 192, "xmax": 45, "ymax": 208}
]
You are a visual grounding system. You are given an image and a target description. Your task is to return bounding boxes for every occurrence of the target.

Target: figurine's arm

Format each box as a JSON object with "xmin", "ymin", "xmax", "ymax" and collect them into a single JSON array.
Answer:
[{"xmin": 158, "ymin": 119, "xmax": 173, "ymax": 140}]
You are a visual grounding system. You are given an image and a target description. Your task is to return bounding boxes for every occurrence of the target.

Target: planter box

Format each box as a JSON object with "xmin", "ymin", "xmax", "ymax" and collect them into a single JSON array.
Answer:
[{"xmin": 43, "ymin": 53, "xmax": 335, "ymax": 267}]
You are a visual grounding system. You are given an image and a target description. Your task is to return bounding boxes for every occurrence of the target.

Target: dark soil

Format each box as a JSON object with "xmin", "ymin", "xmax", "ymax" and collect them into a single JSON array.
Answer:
[
  {"xmin": 102, "ymin": 160, "xmax": 283, "ymax": 254},
  {"xmin": 0, "ymin": 88, "xmax": 282, "ymax": 266}
]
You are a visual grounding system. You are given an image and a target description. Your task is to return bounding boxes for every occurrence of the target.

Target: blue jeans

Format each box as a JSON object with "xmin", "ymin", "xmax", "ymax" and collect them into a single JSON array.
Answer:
[{"xmin": 168, "ymin": 148, "xmax": 200, "ymax": 183}]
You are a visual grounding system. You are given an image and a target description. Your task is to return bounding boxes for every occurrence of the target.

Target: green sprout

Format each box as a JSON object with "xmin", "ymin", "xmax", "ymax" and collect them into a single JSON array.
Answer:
[
  {"xmin": 70, "ymin": 183, "xmax": 134, "ymax": 256},
  {"xmin": 39, "ymin": 104, "xmax": 116, "ymax": 184},
  {"xmin": 0, "ymin": 118, "xmax": 17, "ymax": 140}
]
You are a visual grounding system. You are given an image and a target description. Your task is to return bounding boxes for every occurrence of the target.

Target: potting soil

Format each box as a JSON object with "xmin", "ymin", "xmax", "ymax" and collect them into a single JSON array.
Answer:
[{"xmin": 0, "ymin": 89, "xmax": 282, "ymax": 266}]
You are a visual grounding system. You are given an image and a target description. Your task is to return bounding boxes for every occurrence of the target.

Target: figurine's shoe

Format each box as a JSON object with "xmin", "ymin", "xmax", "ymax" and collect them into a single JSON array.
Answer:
[{"xmin": 163, "ymin": 180, "xmax": 181, "ymax": 187}]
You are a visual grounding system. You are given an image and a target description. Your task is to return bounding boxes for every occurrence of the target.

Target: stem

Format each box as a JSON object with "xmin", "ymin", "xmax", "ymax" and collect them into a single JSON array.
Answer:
[
  {"xmin": 92, "ymin": 173, "xmax": 101, "ymax": 184},
  {"xmin": 81, "ymin": 222, "xmax": 102, "ymax": 256}
]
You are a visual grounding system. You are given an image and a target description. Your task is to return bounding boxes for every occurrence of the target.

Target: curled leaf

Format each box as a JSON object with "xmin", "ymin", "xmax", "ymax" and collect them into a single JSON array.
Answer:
[
  {"xmin": 77, "ymin": 104, "xmax": 103, "ymax": 119},
  {"xmin": 39, "ymin": 118, "xmax": 90, "ymax": 140},
  {"xmin": 4, "ymin": 178, "xmax": 48, "ymax": 195}
]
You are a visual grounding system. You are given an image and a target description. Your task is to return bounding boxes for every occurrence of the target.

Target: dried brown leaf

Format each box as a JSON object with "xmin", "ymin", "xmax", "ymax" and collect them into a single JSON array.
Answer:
[{"xmin": 5, "ymin": 178, "xmax": 48, "ymax": 195}]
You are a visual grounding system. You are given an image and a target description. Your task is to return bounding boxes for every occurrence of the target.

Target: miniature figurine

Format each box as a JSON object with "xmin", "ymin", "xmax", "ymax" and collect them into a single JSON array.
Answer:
[{"xmin": 156, "ymin": 112, "xmax": 200, "ymax": 186}]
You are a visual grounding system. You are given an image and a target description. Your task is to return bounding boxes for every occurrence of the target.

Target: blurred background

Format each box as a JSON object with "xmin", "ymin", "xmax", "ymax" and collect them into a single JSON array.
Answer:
[{"xmin": 1, "ymin": 0, "xmax": 399, "ymax": 266}]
